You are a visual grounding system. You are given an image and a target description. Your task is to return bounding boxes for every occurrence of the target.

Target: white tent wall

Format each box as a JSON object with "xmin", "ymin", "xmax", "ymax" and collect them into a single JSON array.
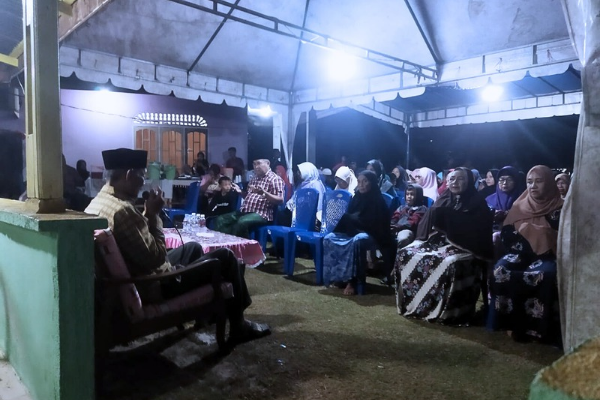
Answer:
[{"xmin": 558, "ymin": 0, "xmax": 600, "ymax": 352}]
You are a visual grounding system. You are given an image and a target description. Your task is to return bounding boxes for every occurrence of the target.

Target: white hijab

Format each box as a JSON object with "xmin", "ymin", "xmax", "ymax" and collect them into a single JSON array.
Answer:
[
  {"xmin": 334, "ymin": 166, "xmax": 358, "ymax": 195},
  {"xmin": 287, "ymin": 162, "xmax": 325, "ymax": 220}
]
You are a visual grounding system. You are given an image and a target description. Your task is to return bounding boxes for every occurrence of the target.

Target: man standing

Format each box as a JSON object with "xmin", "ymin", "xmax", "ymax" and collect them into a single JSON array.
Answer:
[
  {"xmin": 225, "ymin": 146, "xmax": 245, "ymax": 180},
  {"xmin": 85, "ymin": 148, "xmax": 270, "ymax": 345},
  {"xmin": 214, "ymin": 159, "xmax": 284, "ymax": 238}
]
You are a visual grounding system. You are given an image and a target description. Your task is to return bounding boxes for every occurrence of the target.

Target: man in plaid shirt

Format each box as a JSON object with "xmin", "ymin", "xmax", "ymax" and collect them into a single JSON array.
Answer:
[
  {"xmin": 86, "ymin": 148, "xmax": 270, "ymax": 346},
  {"xmin": 214, "ymin": 159, "xmax": 284, "ymax": 238}
]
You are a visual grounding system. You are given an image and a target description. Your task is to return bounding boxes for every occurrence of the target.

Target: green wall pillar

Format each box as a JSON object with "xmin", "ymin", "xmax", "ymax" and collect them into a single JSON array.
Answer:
[{"xmin": 0, "ymin": 200, "xmax": 105, "ymax": 400}]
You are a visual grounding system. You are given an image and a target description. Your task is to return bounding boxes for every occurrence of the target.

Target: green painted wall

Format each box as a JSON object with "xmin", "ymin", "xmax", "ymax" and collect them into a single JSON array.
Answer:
[{"xmin": 0, "ymin": 200, "xmax": 105, "ymax": 400}]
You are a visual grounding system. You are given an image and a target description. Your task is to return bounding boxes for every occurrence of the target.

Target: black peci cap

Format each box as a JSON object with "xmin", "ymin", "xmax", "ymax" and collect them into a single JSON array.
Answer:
[{"xmin": 102, "ymin": 148, "xmax": 147, "ymax": 170}]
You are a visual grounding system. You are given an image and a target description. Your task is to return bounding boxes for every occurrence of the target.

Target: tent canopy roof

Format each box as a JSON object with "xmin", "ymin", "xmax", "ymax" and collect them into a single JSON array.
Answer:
[{"xmin": 0, "ymin": 0, "xmax": 580, "ymax": 119}]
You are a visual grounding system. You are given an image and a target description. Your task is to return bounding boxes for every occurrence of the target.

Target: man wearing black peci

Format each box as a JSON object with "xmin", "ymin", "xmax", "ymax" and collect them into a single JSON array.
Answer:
[{"xmin": 85, "ymin": 148, "xmax": 270, "ymax": 345}]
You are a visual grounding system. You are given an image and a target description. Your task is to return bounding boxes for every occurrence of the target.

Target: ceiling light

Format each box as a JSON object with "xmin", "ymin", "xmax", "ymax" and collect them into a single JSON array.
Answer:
[
  {"xmin": 481, "ymin": 84, "xmax": 504, "ymax": 102},
  {"xmin": 327, "ymin": 52, "xmax": 356, "ymax": 81},
  {"xmin": 248, "ymin": 105, "xmax": 275, "ymax": 118}
]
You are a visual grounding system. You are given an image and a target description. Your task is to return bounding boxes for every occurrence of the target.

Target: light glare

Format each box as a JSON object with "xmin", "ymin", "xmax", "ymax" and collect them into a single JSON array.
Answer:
[
  {"xmin": 248, "ymin": 105, "xmax": 275, "ymax": 118},
  {"xmin": 328, "ymin": 53, "xmax": 356, "ymax": 81},
  {"xmin": 481, "ymin": 85, "xmax": 504, "ymax": 102}
]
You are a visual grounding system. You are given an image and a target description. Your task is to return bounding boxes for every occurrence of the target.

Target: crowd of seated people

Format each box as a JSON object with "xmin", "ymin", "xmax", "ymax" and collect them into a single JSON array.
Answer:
[
  {"xmin": 313, "ymin": 158, "xmax": 569, "ymax": 345},
  {"xmin": 72, "ymin": 143, "xmax": 571, "ymax": 347},
  {"xmin": 487, "ymin": 165, "xmax": 563, "ymax": 343}
]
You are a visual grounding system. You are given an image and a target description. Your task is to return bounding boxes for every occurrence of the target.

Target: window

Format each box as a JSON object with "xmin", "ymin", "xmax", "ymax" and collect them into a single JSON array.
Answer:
[{"xmin": 134, "ymin": 113, "xmax": 207, "ymax": 172}]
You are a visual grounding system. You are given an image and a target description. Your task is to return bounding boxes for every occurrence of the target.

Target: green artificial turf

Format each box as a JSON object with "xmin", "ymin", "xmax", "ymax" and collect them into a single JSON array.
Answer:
[{"xmin": 99, "ymin": 257, "xmax": 561, "ymax": 400}]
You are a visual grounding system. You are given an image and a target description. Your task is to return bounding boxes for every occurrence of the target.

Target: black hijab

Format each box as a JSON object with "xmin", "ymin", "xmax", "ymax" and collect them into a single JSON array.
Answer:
[
  {"xmin": 416, "ymin": 167, "xmax": 493, "ymax": 260},
  {"xmin": 334, "ymin": 170, "xmax": 393, "ymax": 247},
  {"xmin": 479, "ymin": 168, "xmax": 499, "ymax": 198}
]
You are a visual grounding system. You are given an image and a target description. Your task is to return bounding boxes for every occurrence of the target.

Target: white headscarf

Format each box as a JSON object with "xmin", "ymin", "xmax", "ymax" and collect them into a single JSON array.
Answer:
[
  {"xmin": 298, "ymin": 162, "xmax": 321, "ymax": 183},
  {"xmin": 334, "ymin": 166, "xmax": 358, "ymax": 195},
  {"xmin": 412, "ymin": 167, "xmax": 439, "ymax": 201},
  {"xmin": 287, "ymin": 162, "xmax": 325, "ymax": 220}
]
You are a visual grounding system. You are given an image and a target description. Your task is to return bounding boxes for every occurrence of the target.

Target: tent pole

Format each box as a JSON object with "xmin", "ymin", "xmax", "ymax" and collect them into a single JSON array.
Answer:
[{"xmin": 405, "ymin": 114, "xmax": 411, "ymax": 170}]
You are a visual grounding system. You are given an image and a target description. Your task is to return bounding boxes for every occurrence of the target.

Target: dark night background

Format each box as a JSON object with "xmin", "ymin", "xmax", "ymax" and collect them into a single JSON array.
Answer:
[{"xmin": 249, "ymin": 108, "xmax": 578, "ymax": 174}]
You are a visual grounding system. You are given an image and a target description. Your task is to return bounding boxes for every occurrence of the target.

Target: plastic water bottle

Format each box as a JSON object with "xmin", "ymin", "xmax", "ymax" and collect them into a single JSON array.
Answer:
[
  {"xmin": 190, "ymin": 213, "xmax": 198, "ymax": 233},
  {"xmin": 182, "ymin": 214, "xmax": 191, "ymax": 233},
  {"xmin": 198, "ymin": 214, "xmax": 207, "ymax": 232}
]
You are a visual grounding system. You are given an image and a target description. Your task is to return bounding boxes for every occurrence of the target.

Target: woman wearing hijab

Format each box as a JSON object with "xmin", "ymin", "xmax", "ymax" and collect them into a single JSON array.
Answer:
[
  {"xmin": 488, "ymin": 165, "xmax": 563, "ymax": 343},
  {"xmin": 411, "ymin": 167, "xmax": 439, "ymax": 202},
  {"xmin": 555, "ymin": 173, "xmax": 571, "ymax": 199},
  {"xmin": 482, "ymin": 166, "xmax": 524, "ymax": 307},
  {"xmin": 323, "ymin": 170, "xmax": 395, "ymax": 295},
  {"xmin": 486, "ymin": 166, "xmax": 523, "ymax": 229},
  {"xmin": 287, "ymin": 162, "xmax": 326, "ymax": 222},
  {"xmin": 480, "ymin": 169, "xmax": 500, "ymax": 198},
  {"xmin": 393, "ymin": 168, "xmax": 493, "ymax": 323},
  {"xmin": 275, "ymin": 165, "xmax": 293, "ymax": 202},
  {"xmin": 334, "ymin": 166, "xmax": 358, "ymax": 195},
  {"xmin": 366, "ymin": 159, "xmax": 396, "ymax": 196}
]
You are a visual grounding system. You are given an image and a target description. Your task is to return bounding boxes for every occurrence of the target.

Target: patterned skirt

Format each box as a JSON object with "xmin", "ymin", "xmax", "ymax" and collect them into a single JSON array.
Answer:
[
  {"xmin": 323, "ymin": 232, "xmax": 374, "ymax": 284},
  {"xmin": 487, "ymin": 253, "xmax": 559, "ymax": 341},
  {"xmin": 394, "ymin": 232, "xmax": 480, "ymax": 324}
]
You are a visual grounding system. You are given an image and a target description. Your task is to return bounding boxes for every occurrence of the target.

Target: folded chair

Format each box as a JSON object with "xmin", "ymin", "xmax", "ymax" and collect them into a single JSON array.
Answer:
[
  {"xmin": 93, "ymin": 228, "xmax": 234, "ymax": 377},
  {"xmin": 289, "ymin": 190, "xmax": 351, "ymax": 284},
  {"xmin": 259, "ymin": 188, "xmax": 319, "ymax": 274}
]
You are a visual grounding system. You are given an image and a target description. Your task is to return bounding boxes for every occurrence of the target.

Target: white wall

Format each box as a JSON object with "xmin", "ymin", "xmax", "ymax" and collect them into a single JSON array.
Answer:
[{"xmin": 60, "ymin": 89, "xmax": 248, "ymax": 171}]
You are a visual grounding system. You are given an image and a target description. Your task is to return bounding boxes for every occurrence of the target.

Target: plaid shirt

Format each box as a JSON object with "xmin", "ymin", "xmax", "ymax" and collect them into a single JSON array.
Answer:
[
  {"xmin": 85, "ymin": 184, "xmax": 172, "ymax": 275},
  {"xmin": 241, "ymin": 169, "xmax": 284, "ymax": 221}
]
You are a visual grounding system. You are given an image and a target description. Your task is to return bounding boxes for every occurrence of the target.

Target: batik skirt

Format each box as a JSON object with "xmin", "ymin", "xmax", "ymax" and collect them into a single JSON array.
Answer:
[{"xmin": 394, "ymin": 232, "xmax": 481, "ymax": 324}]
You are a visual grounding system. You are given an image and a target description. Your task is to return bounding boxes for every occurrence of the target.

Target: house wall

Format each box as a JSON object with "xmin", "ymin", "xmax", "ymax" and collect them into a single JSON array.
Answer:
[
  {"xmin": 0, "ymin": 201, "xmax": 105, "ymax": 400},
  {"xmin": 60, "ymin": 90, "xmax": 249, "ymax": 171}
]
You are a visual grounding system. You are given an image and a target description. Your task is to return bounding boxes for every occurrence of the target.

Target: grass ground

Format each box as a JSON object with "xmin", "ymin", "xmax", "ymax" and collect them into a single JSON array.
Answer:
[{"xmin": 99, "ymin": 257, "xmax": 561, "ymax": 400}]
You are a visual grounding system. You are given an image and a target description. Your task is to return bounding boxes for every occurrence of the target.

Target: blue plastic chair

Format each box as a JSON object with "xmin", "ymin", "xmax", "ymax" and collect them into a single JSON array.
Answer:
[
  {"xmin": 251, "ymin": 184, "xmax": 290, "ymax": 244},
  {"xmin": 289, "ymin": 190, "xmax": 351, "ymax": 284},
  {"xmin": 382, "ymin": 192, "xmax": 393, "ymax": 208},
  {"xmin": 163, "ymin": 181, "xmax": 200, "ymax": 227},
  {"xmin": 259, "ymin": 188, "xmax": 319, "ymax": 274},
  {"xmin": 382, "ymin": 192, "xmax": 398, "ymax": 217}
]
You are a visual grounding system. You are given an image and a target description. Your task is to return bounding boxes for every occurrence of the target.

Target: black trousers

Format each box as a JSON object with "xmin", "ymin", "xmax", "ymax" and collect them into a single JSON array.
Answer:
[{"xmin": 163, "ymin": 243, "xmax": 252, "ymax": 326}]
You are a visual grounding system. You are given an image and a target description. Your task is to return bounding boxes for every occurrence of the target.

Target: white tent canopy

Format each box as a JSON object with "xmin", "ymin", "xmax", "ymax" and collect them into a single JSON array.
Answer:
[{"xmin": 36, "ymin": 0, "xmax": 578, "ymax": 167}]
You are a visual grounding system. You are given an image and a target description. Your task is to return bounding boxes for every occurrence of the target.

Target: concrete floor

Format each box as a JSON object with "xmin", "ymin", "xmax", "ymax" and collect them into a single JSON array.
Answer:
[{"xmin": 0, "ymin": 361, "xmax": 31, "ymax": 400}]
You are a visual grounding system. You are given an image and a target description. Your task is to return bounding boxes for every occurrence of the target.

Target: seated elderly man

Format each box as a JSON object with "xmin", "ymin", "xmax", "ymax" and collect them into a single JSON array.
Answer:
[
  {"xmin": 85, "ymin": 148, "xmax": 270, "ymax": 345},
  {"xmin": 213, "ymin": 159, "xmax": 284, "ymax": 238}
]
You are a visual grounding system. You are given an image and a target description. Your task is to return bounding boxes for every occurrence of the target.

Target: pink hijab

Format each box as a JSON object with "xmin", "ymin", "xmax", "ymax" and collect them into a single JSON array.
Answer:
[{"xmin": 412, "ymin": 167, "xmax": 439, "ymax": 201}]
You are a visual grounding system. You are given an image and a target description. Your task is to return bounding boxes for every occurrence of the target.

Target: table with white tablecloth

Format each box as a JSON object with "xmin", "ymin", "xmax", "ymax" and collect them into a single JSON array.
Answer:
[{"xmin": 163, "ymin": 228, "xmax": 265, "ymax": 268}]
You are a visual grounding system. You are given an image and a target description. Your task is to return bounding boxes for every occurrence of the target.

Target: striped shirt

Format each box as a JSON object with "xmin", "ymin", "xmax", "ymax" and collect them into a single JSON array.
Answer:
[
  {"xmin": 241, "ymin": 170, "xmax": 284, "ymax": 221},
  {"xmin": 85, "ymin": 184, "xmax": 172, "ymax": 275}
]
